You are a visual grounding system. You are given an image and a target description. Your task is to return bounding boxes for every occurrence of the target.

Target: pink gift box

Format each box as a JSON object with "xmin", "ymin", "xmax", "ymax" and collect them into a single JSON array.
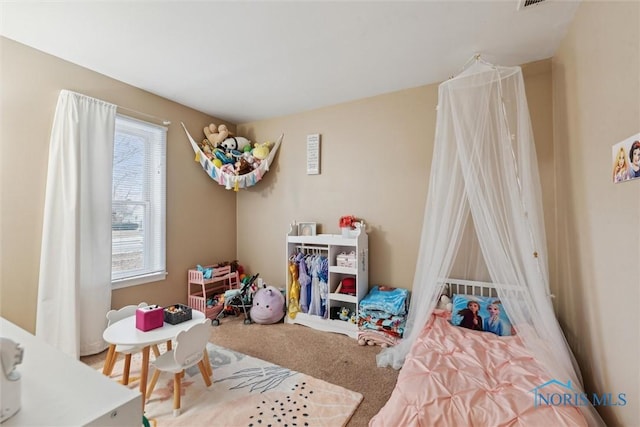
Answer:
[{"xmin": 135, "ymin": 305, "xmax": 164, "ymax": 331}]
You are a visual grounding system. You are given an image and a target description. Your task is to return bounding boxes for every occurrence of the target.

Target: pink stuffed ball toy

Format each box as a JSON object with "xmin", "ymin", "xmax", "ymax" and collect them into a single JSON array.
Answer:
[{"xmin": 251, "ymin": 285, "xmax": 285, "ymax": 324}]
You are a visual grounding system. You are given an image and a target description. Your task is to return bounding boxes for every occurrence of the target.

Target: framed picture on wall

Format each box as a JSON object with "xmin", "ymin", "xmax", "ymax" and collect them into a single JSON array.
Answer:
[
  {"xmin": 612, "ymin": 132, "xmax": 640, "ymax": 183},
  {"xmin": 299, "ymin": 222, "xmax": 317, "ymax": 236}
]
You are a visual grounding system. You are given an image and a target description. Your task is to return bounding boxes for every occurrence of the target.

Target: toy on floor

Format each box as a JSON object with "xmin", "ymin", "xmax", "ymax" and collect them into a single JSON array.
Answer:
[
  {"xmin": 357, "ymin": 330, "xmax": 400, "ymax": 348},
  {"xmin": 212, "ymin": 273, "xmax": 259, "ymax": 326},
  {"xmin": 251, "ymin": 285, "xmax": 285, "ymax": 324}
]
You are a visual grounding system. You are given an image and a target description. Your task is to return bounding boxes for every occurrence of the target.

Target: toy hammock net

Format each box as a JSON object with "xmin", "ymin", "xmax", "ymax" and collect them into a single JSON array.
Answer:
[
  {"xmin": 181, "ymin": 122, "xmax": 283, "ymax": 191},
  {"xmin": 375, "ymin": 57, "xmax": 603, "ymax": 426}
]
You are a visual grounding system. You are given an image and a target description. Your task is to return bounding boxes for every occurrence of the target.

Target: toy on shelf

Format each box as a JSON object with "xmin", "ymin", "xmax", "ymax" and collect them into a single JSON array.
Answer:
[
  {"xmin": 163, "ymin": 304, "xmax": 193, "ymax": 325},
  {"xmin": 206, "ymin": 295, "xmax": 223, "ymax": 308},
  {"xmin": 197, "ymin": 264, "xmax": 213, "ymax": 279}
]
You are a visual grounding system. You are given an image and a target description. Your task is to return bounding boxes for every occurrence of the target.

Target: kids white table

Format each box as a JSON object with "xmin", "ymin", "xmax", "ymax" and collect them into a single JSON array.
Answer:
[
  {"xmin": 102, "ymin": 309, "xmax": 207, "ymax": 409},
  {"xmin": 1, "ymin": 317, "xmax": 141, "ymax": 426}
]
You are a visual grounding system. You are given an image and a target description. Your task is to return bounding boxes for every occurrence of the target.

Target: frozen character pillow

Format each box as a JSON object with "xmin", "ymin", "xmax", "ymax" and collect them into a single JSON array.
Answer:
[{"xmin": 450, "ymin": 294, "xmax": 514, "ymax": 336}]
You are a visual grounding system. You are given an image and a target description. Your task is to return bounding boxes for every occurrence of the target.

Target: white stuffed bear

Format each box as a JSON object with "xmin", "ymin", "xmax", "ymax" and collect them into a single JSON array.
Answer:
[
  {"xmin": 221, "ymin": 136, "xmax": 251, "ymax": 152},
  {"xmin": 437, "ymin": 294, "xmax": 453, "ymax": 312}
]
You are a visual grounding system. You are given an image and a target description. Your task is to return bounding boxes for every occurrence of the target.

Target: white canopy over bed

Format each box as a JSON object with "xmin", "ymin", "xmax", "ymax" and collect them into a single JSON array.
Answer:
[{"xmin": 376, "ymin": 57, "xmax": 603, "ymax": 425}]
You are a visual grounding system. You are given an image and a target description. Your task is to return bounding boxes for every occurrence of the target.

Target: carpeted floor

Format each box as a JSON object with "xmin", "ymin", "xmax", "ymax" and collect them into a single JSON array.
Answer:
[
  {"xmin": 102, "ymin": 341, "xmax": 364, "ymax": 426},
  {"xmin": 83, "ymin": 315, "xmax": 400, "ymax": 427}
]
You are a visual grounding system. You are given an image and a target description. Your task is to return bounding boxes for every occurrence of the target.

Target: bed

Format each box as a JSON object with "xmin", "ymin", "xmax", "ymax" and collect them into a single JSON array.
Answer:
[{"xmin": 370, "ymin": 279, "xmax": 587, "ymax": 427}]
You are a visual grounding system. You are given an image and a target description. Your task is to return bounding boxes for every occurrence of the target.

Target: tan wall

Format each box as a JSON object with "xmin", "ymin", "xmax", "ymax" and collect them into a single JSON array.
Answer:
[
  {"xmin": 6, "ymin": 17, "xmax": 633, "ymax": 424},
  {"xmin": 236, "ymin": 61, "xmax": 555, "ymax": 296},
  {"xmin": 552, "ymin": 2, "xmax": 640, "ymax": 426},
  {"xmin": 0, "ymin": 37, "xmax": 238, "ymax": 332}
]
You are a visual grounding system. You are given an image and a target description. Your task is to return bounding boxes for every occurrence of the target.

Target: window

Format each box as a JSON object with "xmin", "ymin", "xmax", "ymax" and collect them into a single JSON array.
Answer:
[{"xmin": 111, "ymin": 115, "xmax": 167, "ymax": 288}]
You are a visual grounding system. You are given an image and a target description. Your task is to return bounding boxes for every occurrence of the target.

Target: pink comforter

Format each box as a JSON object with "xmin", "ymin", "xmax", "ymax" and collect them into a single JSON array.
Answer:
[{"xmin": 370, "ymin": 311, "xmax": 587, "ymax": 427}]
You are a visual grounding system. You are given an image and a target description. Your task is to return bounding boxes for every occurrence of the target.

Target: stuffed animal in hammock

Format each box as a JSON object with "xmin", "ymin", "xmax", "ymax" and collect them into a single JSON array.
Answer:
[
  {"xmin": 203, "ymin": 123, "xmax": 230, "ymax": 147},
  {"xmin": 221, "ymin": 136, "xmax": 252, "ymax": 153}
]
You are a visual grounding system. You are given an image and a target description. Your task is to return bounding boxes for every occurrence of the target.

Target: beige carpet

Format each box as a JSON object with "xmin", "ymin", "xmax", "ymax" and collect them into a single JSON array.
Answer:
[
  {"xmin": 103, "ymin": 342, "xmax": 362, "ymax": 426},
  {"xmin": 84, "ymin": 315, "xmax": 399, "ymax": 426}
]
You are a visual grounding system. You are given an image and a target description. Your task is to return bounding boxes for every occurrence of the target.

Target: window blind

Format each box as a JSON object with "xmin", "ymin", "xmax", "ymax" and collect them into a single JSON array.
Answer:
[{"xmin": 111, "ymin": 114, "xmax": 167, "ymax": 287}]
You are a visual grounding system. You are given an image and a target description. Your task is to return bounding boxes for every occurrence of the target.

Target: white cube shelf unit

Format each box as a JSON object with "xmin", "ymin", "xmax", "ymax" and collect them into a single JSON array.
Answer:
[{"xmin": 285, "ymin": 224, "xmax": 368, "ymax": 338}]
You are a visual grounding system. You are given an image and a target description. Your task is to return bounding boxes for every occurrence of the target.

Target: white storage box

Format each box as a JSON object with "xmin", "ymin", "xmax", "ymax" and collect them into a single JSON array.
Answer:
[{"xmin": 336, "ymin": 251, "xmax": 357, "ymax": 268}]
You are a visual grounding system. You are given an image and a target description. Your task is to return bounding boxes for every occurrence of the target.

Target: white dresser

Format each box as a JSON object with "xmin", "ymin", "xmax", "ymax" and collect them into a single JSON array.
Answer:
[{"xmin": 0, "ymin": 317, "xmax": 141, "ymax": 426}]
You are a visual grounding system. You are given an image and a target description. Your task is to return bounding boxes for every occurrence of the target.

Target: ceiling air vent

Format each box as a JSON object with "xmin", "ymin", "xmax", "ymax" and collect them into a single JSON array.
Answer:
[{"xmin": 517, "ymin": 0, "xmax": 547, "ymax": 10}]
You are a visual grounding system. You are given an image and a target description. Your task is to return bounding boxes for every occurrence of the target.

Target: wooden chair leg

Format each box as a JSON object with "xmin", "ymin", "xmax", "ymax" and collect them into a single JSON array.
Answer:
[
  {"xmin": 146, "ymin": 368, "xmax": 161, "ymax": 401},
  {"xmin": 107, "ymin": 352, "xmax": 120, "ymax": 378},
  {"xmin": 152, "ymin": 344, "xmax": 161, "ymax": 358},
  {"xmin": 198, "ymin": 360, "xmax": 212, "ymax": 387},
  {"xmin": 103, "ymin": 345, "xmax": 116, "ymax": 375},
  {"xmin": 140, "ymin": 346, "xmax": 150, "ymax": 411},
  {"xmin": 122, "ymin": 353, "xmax": 132, "ymax": 385},
  {"xmin": 202, "ymin": 349, "xmax": 212, "ymax": 377},
  {"xmin": 173, "ymin": 372, "xmax": 182, "ymax": 416}
]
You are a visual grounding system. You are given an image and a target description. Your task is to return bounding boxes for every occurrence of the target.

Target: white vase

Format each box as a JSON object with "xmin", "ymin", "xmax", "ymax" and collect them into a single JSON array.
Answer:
[{"xmin": 341, "ymin": 227, "xmax": 351, "ymax": 238}]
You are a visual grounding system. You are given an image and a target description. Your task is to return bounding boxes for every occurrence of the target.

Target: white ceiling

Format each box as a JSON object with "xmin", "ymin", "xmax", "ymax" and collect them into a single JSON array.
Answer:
[{"xmin": 0, "ymin": 1, "xmax": 580, "ymax": 124}]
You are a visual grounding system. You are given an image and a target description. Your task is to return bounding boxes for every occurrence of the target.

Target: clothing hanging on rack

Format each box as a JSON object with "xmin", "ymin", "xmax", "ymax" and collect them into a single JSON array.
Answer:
[
  {"xmin": 290, "ymin": 249, "xmax": 328, "ymax": 319},
  {"xmin": 296, "ymin": 252, "xmax": 311, "ymax": 313},
  {"xmin": 287, "ymin": 260, "xmax": 301, "ymax": 319}
]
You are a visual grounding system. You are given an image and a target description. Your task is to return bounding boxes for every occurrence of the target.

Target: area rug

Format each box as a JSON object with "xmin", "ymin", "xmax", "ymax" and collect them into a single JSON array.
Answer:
[{"xmin": 103, "ymin": 343, "xmax": 363, "ymax": 426}]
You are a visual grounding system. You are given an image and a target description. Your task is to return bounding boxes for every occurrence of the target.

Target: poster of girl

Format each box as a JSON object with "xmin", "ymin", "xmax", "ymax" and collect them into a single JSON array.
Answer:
[{"xmin": 612, "ymin": 133, "xmax": 640, "ymax": 183}]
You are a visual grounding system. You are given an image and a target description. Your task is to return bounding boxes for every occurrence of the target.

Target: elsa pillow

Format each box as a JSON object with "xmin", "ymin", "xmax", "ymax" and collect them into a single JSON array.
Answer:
[{"xmin": 450, "ymin": 294, "xmax": 513, "ymax": 336}]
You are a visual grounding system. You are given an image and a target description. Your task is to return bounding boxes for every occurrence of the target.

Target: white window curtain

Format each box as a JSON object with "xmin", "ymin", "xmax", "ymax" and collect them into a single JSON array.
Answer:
[{"xmin": 36, "ymin": 90, "xmax": 116, "ymax": 358}]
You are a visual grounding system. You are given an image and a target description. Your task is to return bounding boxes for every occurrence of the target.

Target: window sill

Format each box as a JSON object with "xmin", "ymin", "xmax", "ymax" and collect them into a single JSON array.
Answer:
[{"xmin": 112, "ymin": 271, "xmax": 167, "ymax": 290}]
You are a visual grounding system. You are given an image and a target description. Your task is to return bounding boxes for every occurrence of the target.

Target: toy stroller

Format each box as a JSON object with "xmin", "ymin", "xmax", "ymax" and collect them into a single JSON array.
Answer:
[{"xmin": 212, "ymin": 273, "xmax": 259, "ymax": 326}]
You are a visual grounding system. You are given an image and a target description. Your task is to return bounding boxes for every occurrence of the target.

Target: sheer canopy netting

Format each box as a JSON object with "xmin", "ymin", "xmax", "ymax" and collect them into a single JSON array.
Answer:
[{"xmin": 376, "ymin": 61, "xmax": 603, "ymax": 425}]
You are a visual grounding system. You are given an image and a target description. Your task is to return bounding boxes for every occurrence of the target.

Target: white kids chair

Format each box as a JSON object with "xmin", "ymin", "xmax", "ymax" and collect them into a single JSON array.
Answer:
[
  {"xmin": 146, "ymin": 319, "xmax": 213, "ymax": 416},
  {"xmin": 103, "ymin": 302, "xmax": 161, "ymax": 385}
]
